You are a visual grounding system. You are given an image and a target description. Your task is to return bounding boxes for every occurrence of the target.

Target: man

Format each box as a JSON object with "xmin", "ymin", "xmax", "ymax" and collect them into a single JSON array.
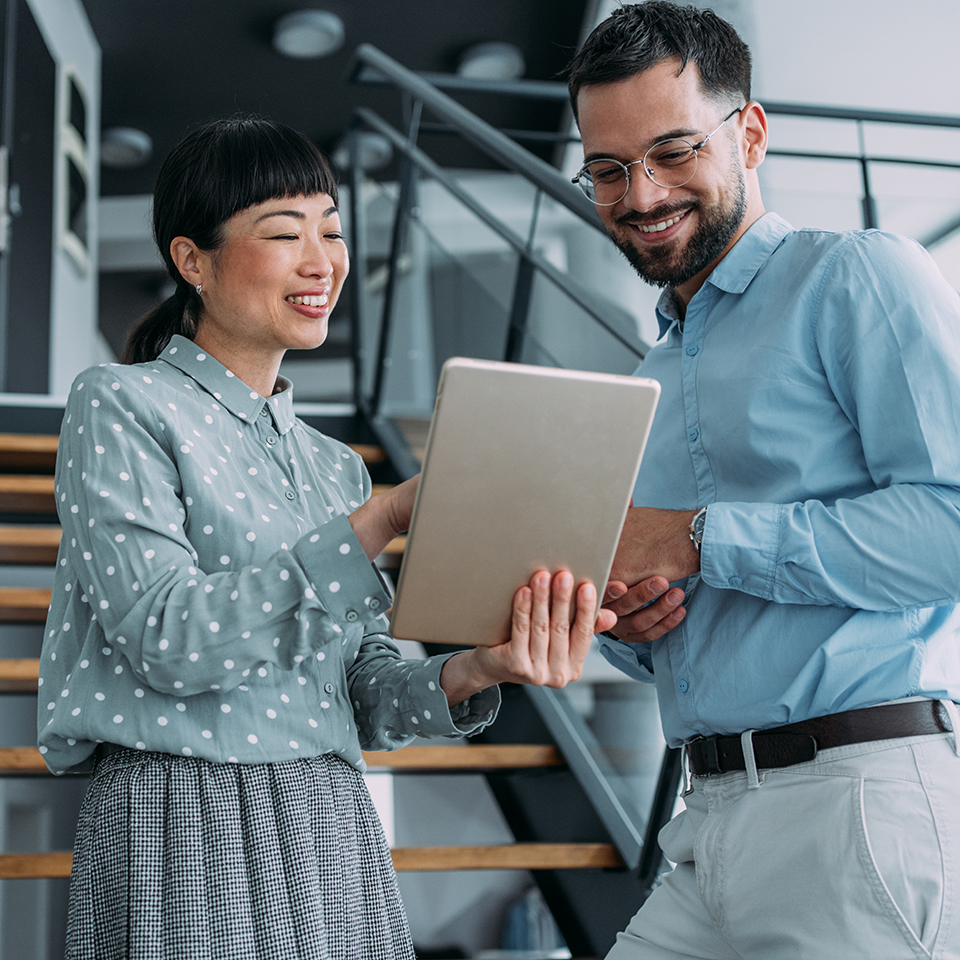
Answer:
[{"xmin": 567, "ymin": 3, "xmax": 960, "ymax": 957}]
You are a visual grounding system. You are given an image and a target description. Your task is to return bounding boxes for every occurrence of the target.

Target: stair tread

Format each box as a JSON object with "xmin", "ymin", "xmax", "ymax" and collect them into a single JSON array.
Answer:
[
  {"xmin": 0, "ymin": 659, "xmax": 40, "ymax": 692},
  {"xmin": 0, "ymin": 525, "xmax": 62, "ymax": 564},
  {"xmin": 0, "ymin": 743, "xmax": 565, "ymax": 773},
  {"xmin": 0, "ymin": 475, "xmax": 57, "ymax": 513},
  {"xmin": 0, "ymin": 586, "xmax": 52, "ymax": 621},
  {"xmin": 0, "ymin": 842, "xmax": 622, "ymax": 879},
  {"xmin": 0, "ymin": 434, "xmax": 58, "ymax": 472}
]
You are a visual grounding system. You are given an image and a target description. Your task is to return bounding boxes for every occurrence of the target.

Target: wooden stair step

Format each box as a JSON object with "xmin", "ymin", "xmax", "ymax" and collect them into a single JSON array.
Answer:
[
  {"xmin": 1, "ymin": 743, "xmax": 565, "ymax": 775},
  {"xmin": 0, "ymin": 587, "xmax": 51, "ymax": 621},
  {"xmin": 0, "ymin": 659, "xmax": 40, "ymax": 693},
  {"xmin": 392, "ymin": 843, "xmax": 623, "ymax": 871},
  {"xmin": 0, "ymin": 475, "xmax": 57, "ymax": 513},
  {"xmin": 0, "ymin": 525, "xmax": 61, "ymax": 564},
  {"xmin": 0, "ymin": 843, "xmax": 622, "ymax": 879},
  {"xmin": 0, "ymin": 434, "xmax": 58, "ymax": 472},
  {"xmin": 363, "ymin": 744, "xmax": 564, "ymax": 771}
]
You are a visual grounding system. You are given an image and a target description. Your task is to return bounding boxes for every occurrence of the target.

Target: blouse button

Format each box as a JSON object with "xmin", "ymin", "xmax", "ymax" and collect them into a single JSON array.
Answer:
[
  {"xmin": 266, "ymin": 436, "xmax": 278, "ymax": 446},
  {"xmin": 323, "ymin": 682, "xmax": 335, "ymax": 694},
  {"xmin": 345, "ymin": 610, "xmax": 359, "ymax": 622},
  {"xmin": 369, "ymin": 598, "xmax": 381, "ymax": 611},
  {"xmin": 259, "ymin": 408, "xmax": 269, "ymax": 418},
  {"xmin": 284, "ymin": 490, "xmax": 296, "ymax": 501}
]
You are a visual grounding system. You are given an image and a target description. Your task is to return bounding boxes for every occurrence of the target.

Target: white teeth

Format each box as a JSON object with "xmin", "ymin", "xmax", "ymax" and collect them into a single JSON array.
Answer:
[
  {"xmin": 286, "ymin": 294, "xmax": 328, "ymax": 307},
  {"xmin": 640, "ymin": 214, "xmax": 684, "ymax": 234}
]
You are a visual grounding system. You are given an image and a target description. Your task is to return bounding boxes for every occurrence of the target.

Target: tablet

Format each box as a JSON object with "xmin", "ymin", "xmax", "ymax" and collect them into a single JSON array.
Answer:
[{"xmin": 388, "ymin": 357, "xmax": 660, "ymax": 647}]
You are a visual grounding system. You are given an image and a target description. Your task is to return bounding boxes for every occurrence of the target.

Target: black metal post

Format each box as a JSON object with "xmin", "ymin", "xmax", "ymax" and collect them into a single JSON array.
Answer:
[
  {"xmin": 857, "ymin": 120, "xmax": 878, "ymax": 230},
  {"xmin": 346, "ymin": 121, "xmax": 368, "ymax": 413},
  {"xmin": 637, "ymin": 746, "xmax": 683, "ymax": 898},
  {"xmin": 503, "ymin": 189, "xmax": 543, "ymax": 363},
  {"xmin": 370, "ymin": 99, "xmax": 422, "ymax": 417}
]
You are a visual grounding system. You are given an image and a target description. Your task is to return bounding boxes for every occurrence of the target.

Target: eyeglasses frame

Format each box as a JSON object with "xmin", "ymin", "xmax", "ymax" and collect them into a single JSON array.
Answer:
[{"xmin": 572, "ymin": 105, "xmax": 745, "ymax": 205}]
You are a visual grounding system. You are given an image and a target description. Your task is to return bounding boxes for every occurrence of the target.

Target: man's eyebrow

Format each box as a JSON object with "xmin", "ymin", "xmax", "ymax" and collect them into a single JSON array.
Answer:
[
  {"xmin": 581, "ymin": 127, "xmax": 700, "ymax": 165},
  {"xmin": 254, "ymin": 205, "xmax": 339, "ymax": 223}
]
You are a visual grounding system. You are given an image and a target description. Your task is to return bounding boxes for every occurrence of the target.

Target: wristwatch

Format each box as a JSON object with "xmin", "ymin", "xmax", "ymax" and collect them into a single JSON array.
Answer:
[{"xmin": 688, "ymin": 507, "xmax": 707, "ymax": 552}]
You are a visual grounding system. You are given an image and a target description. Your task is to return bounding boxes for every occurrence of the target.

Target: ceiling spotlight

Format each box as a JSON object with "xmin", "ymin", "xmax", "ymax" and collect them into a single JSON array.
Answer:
[
  {"xmin": 457, "ymin": 42, "xmax": 526, "ymax": 81},
  {"xmin": 100, "ymin": 127, "xmax": 153, "ymax": 169},
  {"xmin": 273, "ymin": 9, "xmax": 345, "ymax": 59},
  {"xmin": 332, "ymin": 131, "xmax": 393, "ymax": 173}
]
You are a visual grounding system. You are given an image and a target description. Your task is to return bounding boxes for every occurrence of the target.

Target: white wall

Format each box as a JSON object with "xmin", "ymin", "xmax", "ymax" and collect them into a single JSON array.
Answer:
[{"xmin": 26, "ymin": 0, "xmax": 103, "ymax": 398}]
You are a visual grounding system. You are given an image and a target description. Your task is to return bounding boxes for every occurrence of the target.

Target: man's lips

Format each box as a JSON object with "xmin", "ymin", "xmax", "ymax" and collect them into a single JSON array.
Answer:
[{"xmin": 617, "ymin": 207, "xmax": 693, "ymax": 239}]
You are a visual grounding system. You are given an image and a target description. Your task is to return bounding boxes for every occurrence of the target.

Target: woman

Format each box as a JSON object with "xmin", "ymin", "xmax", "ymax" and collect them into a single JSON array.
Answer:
[{"xmin": 38, "ymin": 116, "xmax": 615, "ymax": 960}]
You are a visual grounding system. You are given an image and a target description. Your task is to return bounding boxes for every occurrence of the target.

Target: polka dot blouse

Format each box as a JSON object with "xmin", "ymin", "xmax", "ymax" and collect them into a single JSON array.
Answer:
[{"xmin": 38, "ymin": 336, "xmax": 498, "ymax": 774}]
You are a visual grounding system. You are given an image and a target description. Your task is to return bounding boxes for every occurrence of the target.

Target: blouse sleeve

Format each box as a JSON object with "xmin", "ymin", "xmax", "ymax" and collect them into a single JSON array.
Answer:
[{"xmin": 55, "ymin": 365, "xmax": 391, "ymax": 697}]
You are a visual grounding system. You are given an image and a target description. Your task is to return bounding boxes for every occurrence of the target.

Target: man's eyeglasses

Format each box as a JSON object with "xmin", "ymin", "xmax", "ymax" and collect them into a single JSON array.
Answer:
[{"xmin": 572, "ymin": 106, "xmax": 744, "ymax": 205}]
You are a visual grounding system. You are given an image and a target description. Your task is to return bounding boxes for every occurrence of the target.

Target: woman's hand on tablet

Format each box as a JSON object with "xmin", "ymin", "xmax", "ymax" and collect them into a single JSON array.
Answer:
[
  {"xmin": 439, "ymin": 569, "xmax": 616, "ymax": 705},
  {"xmin": 601, "ymin": 576, "xmax": 686, "ymax": 643},
  {"xmin": 348, "ymin": 475, "xmax": 420, "ymax": 561}
]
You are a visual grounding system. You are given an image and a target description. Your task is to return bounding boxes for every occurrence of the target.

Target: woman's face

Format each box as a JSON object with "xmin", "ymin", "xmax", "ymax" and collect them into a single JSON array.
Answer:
[{"xmin": 194, "ymin": 192, "xmax": 348, "ymax": 361}]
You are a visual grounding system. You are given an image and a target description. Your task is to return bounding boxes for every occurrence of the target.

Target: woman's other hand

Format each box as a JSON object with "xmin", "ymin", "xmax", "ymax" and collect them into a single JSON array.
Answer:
[
  {"xmin": 349, "ymin": 475, "xmax": 420, "ymax": 561},
  {"xmin": 439, "ymin": 569, "xmax": 616, "ymax": 705}
]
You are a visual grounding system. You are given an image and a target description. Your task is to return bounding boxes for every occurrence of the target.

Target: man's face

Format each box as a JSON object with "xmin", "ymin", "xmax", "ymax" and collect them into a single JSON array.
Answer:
[{"xmin": 576, "ymin": 59, "xmax": 748, "ymax": 296}]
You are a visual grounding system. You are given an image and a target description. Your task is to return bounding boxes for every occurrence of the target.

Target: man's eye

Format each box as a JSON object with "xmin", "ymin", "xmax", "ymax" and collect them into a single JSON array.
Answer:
[{"xmin": 590, "ymin": 164, "xmax": 624, "ymax": 183}]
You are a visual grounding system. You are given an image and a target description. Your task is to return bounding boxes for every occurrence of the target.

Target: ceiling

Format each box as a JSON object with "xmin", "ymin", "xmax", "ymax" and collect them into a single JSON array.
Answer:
[{"xmin": 84, "ymin": 0, "xmax": 591, "ymax": 198}]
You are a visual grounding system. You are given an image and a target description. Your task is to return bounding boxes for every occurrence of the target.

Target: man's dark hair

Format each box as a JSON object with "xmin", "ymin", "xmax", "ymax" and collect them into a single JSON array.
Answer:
[{"xmin": 567, "ymin": 1, "xmax": 751, "ymax": 122}]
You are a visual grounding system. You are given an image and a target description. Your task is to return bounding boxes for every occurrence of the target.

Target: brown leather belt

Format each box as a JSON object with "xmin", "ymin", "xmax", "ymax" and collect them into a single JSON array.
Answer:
[{"xmin": 686, "ymin": 700, "xmax": 953, "ymax": 776}]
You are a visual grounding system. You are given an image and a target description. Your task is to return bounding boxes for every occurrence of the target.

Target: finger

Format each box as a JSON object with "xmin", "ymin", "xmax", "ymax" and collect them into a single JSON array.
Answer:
[
  {"xmin": 604, "ymin": 576, "xmax": 671, "ymax": 617},
  {"xmin": 622, "ymin": 591, "xmax": 686, "ymax": 643},
  {"xmin": 527, "ymin": 569, "xmax": 552, "ymax": 669},
  {"xmin": 596, "ymin": 607, "xmax": 618, "ymax": 634},
  {"xmin": 603, "ymin": 580, "xmax": 628, "ymax": 603},
  {"xmin": 510, "ymin": 583, "xmax": 533, "ymax": 654},
  {"xmin": 547, "ymin": 569, "xmax": 575, "ymax": 677},
  {"xmin": 567, "ymin": 580, "xmax": 599, "ymax": 675}
]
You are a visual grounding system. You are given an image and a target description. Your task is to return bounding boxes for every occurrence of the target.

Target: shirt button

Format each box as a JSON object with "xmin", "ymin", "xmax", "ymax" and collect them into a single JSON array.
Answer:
[
  {"xmin": 729, "ymin": 576, "xmax": 743, "ymax": 588},
  {"xmin": 284, "ymin": 490, "xmax": 296, "ymax": 501},
  {"xmin": 677, "ymin": 679, "xmax": 689, "ymax": 693},
  {"xmin": 345, "ymin": 610, "xmax": 358, "ymax": 622},
  {"xmin": 266, "ymin": 436, "xmax": 278, "ymax": 446},
  {"xmin": 259, "ymin": 408, "xmax": 269, "ymax": 418},
  {"xmin": 369, "ymin": 598, "xmax": 381, "ymax": 611},
  {"xmin": 323, "ymin": 682, "xmax": 335, "ymax": 694},
  {"xmin": 685, "ymin": 344, "xmax": 699, "ymax": 356},
  {"xmin": 688, "ymin": 428, "xmax": 699, "ymax": 441}
]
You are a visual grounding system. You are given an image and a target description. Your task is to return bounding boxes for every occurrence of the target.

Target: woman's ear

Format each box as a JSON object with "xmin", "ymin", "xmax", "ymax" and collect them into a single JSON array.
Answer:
[
  {"xmin": 169, "ymin": 237, "xmax": 204, "ymax": 288},
  {"xmin": 740, "ymin": 101, "xmax": 768, "ymax": 170}
]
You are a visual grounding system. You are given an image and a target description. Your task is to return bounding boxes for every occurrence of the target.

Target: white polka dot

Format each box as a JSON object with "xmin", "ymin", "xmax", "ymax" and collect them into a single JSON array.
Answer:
[
  {"xmin": 267, "ymin": 709, "xmax": 277, "ymax": 719},
  {"xmin": 246, "ymin": 532, "xmax": 256, "ymax": 542},
  {"xmin": 157, "ymin": 716, "xmax": 168, "ymax": 726},
  {"xmin": 309, "ymin": 718, "xmax": 318, "ymax": 728},
  {"xmin": 428, "ymin": 681, "xmax": 436, "ymax": 691},
  {"xmin": 424, "ymin": 710, "xmax": 432, "ymax": 720},
  {"xmin": 113, "ymin": 715, "xmax": 123, "ymax": 723},
  {"xmin": 339, "ymin": 543, "xmax": 351, "ymax": 554},
  {"xmin": 247, "ymin": 734, "xmax": 258, "ymax": 744},
  {"xmin": 262, "ymin": 602, "xmax": 273, "ymax": 613},
  {"xmin": 224, "ymin": 659, "xmax": 234, "ymax": 669},
  {"xmin": 221, "ymin": 704, "xmax": 231, "ymax": 713},
  {"xmin": 209, "ymin": 622, "xmax": 220, "ymax": 633},
  {"xmin": 321, "ymin": 701, "xmax": 330, "ymax": 709},
  {"xmin": 329, "ymin": 582, "xmax": 340, "ymax": 593},
  {"xmin": 135, "ymin": 689, "xmax": 144, "ymax": 698},
  {"xmin": 176, "ymin": 703, "xmax": 186, "ymax": 712},
  {"xmin": 202, "ymin": 730, "xmax": 213, "ymax": 739},
  {"xmin": 144, "ymin": 549, "xmax": 155, "ymax": 559}
]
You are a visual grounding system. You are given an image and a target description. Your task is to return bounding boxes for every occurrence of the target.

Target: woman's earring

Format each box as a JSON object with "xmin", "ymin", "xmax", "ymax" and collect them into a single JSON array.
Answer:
[{"xmin": 195, "ymin": 283, "xmax": 203, "ymax": 296}]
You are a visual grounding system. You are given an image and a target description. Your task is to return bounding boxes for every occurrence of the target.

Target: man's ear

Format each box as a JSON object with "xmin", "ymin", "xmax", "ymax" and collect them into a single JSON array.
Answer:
[
  {"xmin": 169, "ymin": 237, "xmax": 205, "ymax": 288},
  {"xmin": 740, "ymin": 101, "xmax": 768, "ymax": 170}
]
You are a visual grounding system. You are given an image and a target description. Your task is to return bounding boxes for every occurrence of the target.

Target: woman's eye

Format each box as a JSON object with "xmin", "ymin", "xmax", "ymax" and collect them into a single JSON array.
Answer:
[
  {"xmin": 272, "ymin": 234, "xmax": 298, "ymax": 240},
  {"xmin": 326, "ymin": 233, "xmax": 344, "ymax": 241}
]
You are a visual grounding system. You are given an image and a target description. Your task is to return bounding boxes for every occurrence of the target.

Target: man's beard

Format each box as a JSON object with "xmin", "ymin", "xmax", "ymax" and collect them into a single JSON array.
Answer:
[{"xmin": 609, "ymin": 163, "xmax": 747, "ymax": 289}]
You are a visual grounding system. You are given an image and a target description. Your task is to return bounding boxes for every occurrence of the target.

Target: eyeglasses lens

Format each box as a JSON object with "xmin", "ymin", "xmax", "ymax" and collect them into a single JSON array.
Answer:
[{"xmin": 579, "ymin": 139, "xmax": 699, "ymax": 204}]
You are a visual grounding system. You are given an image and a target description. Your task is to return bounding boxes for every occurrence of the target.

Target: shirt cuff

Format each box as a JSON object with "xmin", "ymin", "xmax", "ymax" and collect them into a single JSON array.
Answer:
[
  {"xmin": 404, "ymin": 653, "xmax": 501, "ymax": 738},
  {"xmin": 597, "ymin": 632, "xmax": 656, "ymax": 683},
  {"xmin": 698, "ymin": 501, "xmax": 782, "ymax": 599},
  {"xmin": 292, "ymin": 515, "xmax": 392, "ymax": 628}
]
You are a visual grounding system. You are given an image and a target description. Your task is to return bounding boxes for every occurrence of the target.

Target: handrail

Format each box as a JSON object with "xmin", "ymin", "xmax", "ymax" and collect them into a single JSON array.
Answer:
[{"xmin": 349, "ymin": 44, "xmax": 604, "ymax": 232}]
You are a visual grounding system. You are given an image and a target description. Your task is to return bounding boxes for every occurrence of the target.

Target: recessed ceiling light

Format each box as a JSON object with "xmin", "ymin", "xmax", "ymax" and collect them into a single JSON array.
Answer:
[
  {"xmin": 273, "ymin": 10, "xmax": 345, "ymax": 59},
  {"xmin": 332, "ymin": 131, "xmax": 393, "ymax": 172},
  {"xmin": 100, "ymin": 127, "xmax": 153, "ymax": 168},
  {"xmin": 457, "ymin": 42, "xmax": 526, "ymax": 81}
]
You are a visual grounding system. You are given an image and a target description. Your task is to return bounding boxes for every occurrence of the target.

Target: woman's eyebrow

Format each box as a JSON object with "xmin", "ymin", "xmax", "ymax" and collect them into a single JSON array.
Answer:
[{"xmin": 254, "ymin": 205, "xmax": 339, "ymax": 222}]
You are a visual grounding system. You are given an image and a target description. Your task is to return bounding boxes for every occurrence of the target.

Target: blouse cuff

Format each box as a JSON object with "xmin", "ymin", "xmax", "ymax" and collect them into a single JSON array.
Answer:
[
  {"xmin": 292, "ymin": 515, "xmax": 391, "ymax": 627},
  {"xmin": 406, "ymin": 653, "xmax": 501, "ymax": 738}
]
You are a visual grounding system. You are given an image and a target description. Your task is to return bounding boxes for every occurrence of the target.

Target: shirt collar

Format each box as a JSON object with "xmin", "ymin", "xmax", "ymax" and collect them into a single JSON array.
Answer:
[
  {"xmin": 654, "ymin": 212, "xmax": 795, "ymax": 339},
  {"xmin": 158, "ymin": 335, "xmax": 297, "ymax": 434}
]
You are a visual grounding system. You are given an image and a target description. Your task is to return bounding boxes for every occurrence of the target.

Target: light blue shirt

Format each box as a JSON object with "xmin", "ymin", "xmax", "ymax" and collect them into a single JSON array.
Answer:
[{"xmin": 599, "ymin": 213, "xmax": 960, "ymax": 747}]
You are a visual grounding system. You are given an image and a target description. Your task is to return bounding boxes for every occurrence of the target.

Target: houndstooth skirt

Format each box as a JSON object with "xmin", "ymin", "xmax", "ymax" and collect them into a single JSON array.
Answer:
[{"xmin": 65, "ymin": 748, "xmax": 414, "ymax": 960}]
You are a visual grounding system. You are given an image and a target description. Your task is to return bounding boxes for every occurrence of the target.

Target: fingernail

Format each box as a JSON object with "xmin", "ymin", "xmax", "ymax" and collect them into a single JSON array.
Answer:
[
  {"xmin": 666, "ymin": 588, "xmax": 684, "ymax": 605},
  {"xmin": 650, "ymin": 578, "xmax": 668, "ymax": 595},
  {"xmin": 582, "ymin": 582, "xmax": 596, "ymax": 602},
  {"xmin": 556, "ymin": 570, "xmax": 573, "ymax": 590}
]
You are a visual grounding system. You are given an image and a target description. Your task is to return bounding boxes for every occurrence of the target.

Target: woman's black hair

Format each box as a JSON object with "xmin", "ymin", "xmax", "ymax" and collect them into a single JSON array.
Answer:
[
  {"xmin": 122, "ymin": 115, "xmax": 339, "ymax": 364},
  {"xmin": 567, "ymin": 1, "xmax": 751, "ymax": 122}
]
